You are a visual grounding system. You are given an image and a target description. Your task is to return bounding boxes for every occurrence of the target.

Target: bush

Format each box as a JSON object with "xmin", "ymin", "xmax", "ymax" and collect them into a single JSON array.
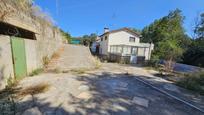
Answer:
[
  {"xmin": 42, "ymin": 56, "xmax": 50, "ymax": 67},
  {"xmin": 146, "ymin": 59, "xmax": 160, "ymax": 67},
  {"xmin": 177, "ymin": 71, "xmax": 204, "ymax": 95}
]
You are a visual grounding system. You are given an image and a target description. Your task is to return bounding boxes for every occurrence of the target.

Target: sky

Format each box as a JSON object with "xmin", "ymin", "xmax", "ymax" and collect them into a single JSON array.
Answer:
[{"xmin": 34, "ymin": 0, "xmax": 204, "ymax": 37}]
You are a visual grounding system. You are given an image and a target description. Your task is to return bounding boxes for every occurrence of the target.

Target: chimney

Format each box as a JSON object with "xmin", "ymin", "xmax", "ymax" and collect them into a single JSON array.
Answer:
[{"xmin": 104, "ymin": 27, "xmax": 109, "ymax": 33}]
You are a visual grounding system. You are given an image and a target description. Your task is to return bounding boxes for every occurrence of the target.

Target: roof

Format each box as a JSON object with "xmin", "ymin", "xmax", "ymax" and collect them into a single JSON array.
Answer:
[{"xmin": 99, "ymin": 27, "xmax": 141, "ymax": 37}]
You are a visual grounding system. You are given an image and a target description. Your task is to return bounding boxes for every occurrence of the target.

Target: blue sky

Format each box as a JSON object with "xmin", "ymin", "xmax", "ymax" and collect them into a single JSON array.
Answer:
[{"xmin": 34, "ymin": 0, "xmax": 204, "ymax": 37}]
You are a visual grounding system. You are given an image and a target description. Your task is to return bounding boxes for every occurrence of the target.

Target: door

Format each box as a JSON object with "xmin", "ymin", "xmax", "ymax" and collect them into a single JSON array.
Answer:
[{"xmin": 11, "ymin": 37, "xmax": 27, "ymax": 79}]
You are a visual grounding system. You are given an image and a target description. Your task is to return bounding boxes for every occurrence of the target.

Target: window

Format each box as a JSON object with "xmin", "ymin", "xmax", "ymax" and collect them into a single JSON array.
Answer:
[
  {"xmin": 131, "ymin": 47, "xmax": 138, "ymax": 55},
  {"xmin": 101, "ymin": 37, "xmax": 103, "ymax": 41},
  {"xmin": 138, "ymin": 48, "xmax": 145, "ymax": 56},
  {"xmin": 0, "ymin": 22, "xmax": 36, "ymax": 40},
  {"xmin": 129, "ymin": 37, "xmax": 135, "ymax": 42},
  {"xmin": 105, "ymin": 36, "xmax": 108, "ymax": 40}
]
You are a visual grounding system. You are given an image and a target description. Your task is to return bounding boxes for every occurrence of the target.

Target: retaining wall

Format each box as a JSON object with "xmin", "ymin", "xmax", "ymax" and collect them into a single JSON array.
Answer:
[{"xmin": 0, "ymin": 1, "xmax": 63, "ymax": 89}]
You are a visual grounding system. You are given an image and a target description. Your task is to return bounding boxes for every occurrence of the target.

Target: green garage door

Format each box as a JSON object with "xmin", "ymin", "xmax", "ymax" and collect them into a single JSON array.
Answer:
[{"xmin": 11, "ymin": 37, "xmax": 27, "ymax": 79}]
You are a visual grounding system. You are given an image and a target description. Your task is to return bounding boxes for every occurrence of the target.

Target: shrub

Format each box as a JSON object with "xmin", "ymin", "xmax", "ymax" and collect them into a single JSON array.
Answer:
[
  {"xmin": 42, "ymin": 56, "xmax": 50, "ymax": 67},
  {"xmin": 177, "ymin": 71, "xmax": 204, "ymax": 95},
  {"xmin": 146, "ymin": 59, "xmax": 160, "ymax": 67},
  {"xmin": 93, "ymin": 57, "xmax": 102, "ymax": 69}
]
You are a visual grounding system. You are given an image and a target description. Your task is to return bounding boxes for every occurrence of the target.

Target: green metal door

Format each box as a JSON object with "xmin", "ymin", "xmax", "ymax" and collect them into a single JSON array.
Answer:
[{"xmin": 11, "ymin": 37, "xmax": 27, "ymax": 79}]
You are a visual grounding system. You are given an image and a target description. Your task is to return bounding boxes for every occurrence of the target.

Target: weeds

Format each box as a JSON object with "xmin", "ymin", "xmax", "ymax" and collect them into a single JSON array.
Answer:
[
  {"xmin": 42, "ymin": 56, "xmax": 50, "ymax": 68},
  {"xmin": 70, "ymin": 68, "xmax": 87, "ymax": 75},
  {"xmin": 29, "ymin": 68, "xmax": 44, "ymax": 76},
  {"xmin": 1, "ymin": 77, "xmax": 21, "ymax": 115},
  {"xmin": 6, "ymin": 77, "xmax": 19, "ymax": 89},
  {"xmin": 94, "ymin": 57, "xmax": 102, "ymax": 69},
  {"xmin": 51, "ymin": 52, "xmax": 60, "ymax": 59},
  {"xmin": 0, "ymin": 83, "xmax": 50, "ymax": 114},
  {"xmin": 18, "ymin": 83, "xmax": 50, "ymax": 97},
  {"xmin": 177, "ymin": 71, "xmax": 204, "ymax": 95}
]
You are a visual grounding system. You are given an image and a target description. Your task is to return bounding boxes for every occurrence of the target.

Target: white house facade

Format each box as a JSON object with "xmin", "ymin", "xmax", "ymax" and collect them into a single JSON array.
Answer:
[{"xmin": 98, "ymin": 28, "xmax": 154, "ymax": 61}]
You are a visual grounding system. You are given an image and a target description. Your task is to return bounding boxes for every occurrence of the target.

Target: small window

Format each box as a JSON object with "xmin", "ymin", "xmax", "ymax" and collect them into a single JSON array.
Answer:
[
  {"xmin": 101, "ymin": 37, "xmax": 103, "ymax": 41},
  {"xmin": 0, "ymin": 22, "xmax": 36, "ymax": 40},
  {"xmin": 129, "ymin": 37, "xmax": 135, "ymax": 42},
  {"xmin": 105, "ymin": 36, "xmax": 108, "ymax": 40}
]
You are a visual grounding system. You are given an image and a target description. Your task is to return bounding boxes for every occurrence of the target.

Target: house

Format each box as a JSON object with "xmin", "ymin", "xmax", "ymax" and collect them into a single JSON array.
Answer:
[
  {"xmin": 98, "ymin": 27, "xmax": 154, "ymax": 63},
  {"xmin": 90, "ymin": 36, "xmax": 100, "ymax": 54}
]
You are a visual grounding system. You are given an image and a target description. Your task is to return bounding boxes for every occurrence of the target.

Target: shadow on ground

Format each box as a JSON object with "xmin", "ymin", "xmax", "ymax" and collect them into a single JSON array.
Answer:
[{"xmin": 1, "ymin": 72, "xmax": 203, "ymax": 115}]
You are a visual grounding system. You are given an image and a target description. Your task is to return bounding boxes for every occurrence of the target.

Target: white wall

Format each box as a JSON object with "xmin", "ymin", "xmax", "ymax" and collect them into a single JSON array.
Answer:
[
  {"xmin": 108, "ymin": 31, "xmax": 140, "ymax": 46},
  {"xmin": 99, "ymin": 35, "xmax": 109, "ymax": 55},
  {"xmin": 108, "ymin": 31, "xmax": 141, "ymax": 54}
]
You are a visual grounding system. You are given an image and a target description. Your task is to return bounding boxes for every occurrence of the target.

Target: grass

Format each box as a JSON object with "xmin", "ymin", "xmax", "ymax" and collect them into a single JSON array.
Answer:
[
  {"xmin": 70, "ymin": 68, "xmax": 87, "ymax": 75},
  {"xmin": 29, "ymin": 68, "xmax": 44, "ymax": 76},
  {"xmin": 176, "ymin": 71, "xmax": 204, "ymax": 95},
  {"xmin": 93, "ymin": 57, "xmax": 102, "ymax": 69},
  {"xmin": 17, "ymin": 83, "xmax": 50, "ymax": 97}
]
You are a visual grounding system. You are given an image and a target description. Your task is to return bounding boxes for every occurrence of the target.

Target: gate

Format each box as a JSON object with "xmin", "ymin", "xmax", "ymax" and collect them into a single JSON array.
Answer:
[{"xmin": 11, "ymin": 37, "xmax": 27, "ymax": 79}]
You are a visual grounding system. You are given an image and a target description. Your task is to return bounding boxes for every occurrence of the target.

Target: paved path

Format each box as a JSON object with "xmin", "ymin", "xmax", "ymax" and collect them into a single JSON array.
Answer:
[
  {"xmin": 47, "ymin": 45, "xmax": 96, "ymax": 71},
  {"xmin": 14, "ymin": 63, "xmax": 204, "ymax": 115}
]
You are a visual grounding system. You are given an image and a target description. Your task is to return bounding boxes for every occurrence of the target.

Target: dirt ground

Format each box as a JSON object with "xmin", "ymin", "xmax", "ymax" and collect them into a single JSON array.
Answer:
[
  {"xmin": 1, "ymin": 45, "xmax": 204, "ymax": 115},
  {"xmin": 9, "ymin": 63, "xmax": 203, "ymax": 115}
]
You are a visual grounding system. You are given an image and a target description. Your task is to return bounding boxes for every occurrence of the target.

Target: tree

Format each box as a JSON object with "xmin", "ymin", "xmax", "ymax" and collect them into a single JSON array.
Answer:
[
  {"xmin": 194, "ymin": 13, "xmax": 204, "ymax": 39},
  {"xmin": 142, "ymin": 9, "xmax": 189, "ymax": 61},
  {"xmin": 182, "ymin": 13, "xmax": 204, "ymax": 67},
  {"xmin": 80, "ymin": 33, "xmax": 97, "ymax": 46},
  {"xmin": 60, "ymin": 29, "xmax": 72, "ymax": 43},
  {"xmin": 141, "ymin": 9, "xmax": 193, "ymax": 72},
  {"xmin": 155, "ymin": 39, "xmax": 183, "ymax": 72}
]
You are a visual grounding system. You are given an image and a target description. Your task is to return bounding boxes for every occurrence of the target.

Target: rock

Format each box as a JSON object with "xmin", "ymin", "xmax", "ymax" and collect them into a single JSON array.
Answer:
[
  {"xmin": 22, "ymin": 107, "xmax": 42, "ymax": 115},
  {"xmin": 77, "ymin": 92, "xmax": 92, "ymax": 100},
  {"xmin": 132, "ymin": 96, "xmax": 149, "ymax": 108},
  {"xmin": 78, "ymin": 85, "xmax": 90, "ymax": 91}
]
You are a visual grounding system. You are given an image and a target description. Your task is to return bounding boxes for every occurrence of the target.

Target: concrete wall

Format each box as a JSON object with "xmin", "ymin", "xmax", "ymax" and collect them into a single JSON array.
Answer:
[
  {"xmin": 0, "ymin": 35, "xmax": 14, "ymax": 90},
  {"xmin": 35, "ymin": 26, "xmax": 63, "ymax": 67},
  {"xmin": 24, "ymin": 39, "xmax": 37, "ymax": 74}
]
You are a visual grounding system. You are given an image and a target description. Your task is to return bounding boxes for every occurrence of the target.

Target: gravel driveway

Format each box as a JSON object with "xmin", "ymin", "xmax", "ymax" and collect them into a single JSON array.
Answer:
[
  {"xmin": 10, "ymin": 45, "xmax": 204, "ymax": 115},
  {"xmin": 14, "ymin": 63, "xmax": 203, "ymax": 115}
]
